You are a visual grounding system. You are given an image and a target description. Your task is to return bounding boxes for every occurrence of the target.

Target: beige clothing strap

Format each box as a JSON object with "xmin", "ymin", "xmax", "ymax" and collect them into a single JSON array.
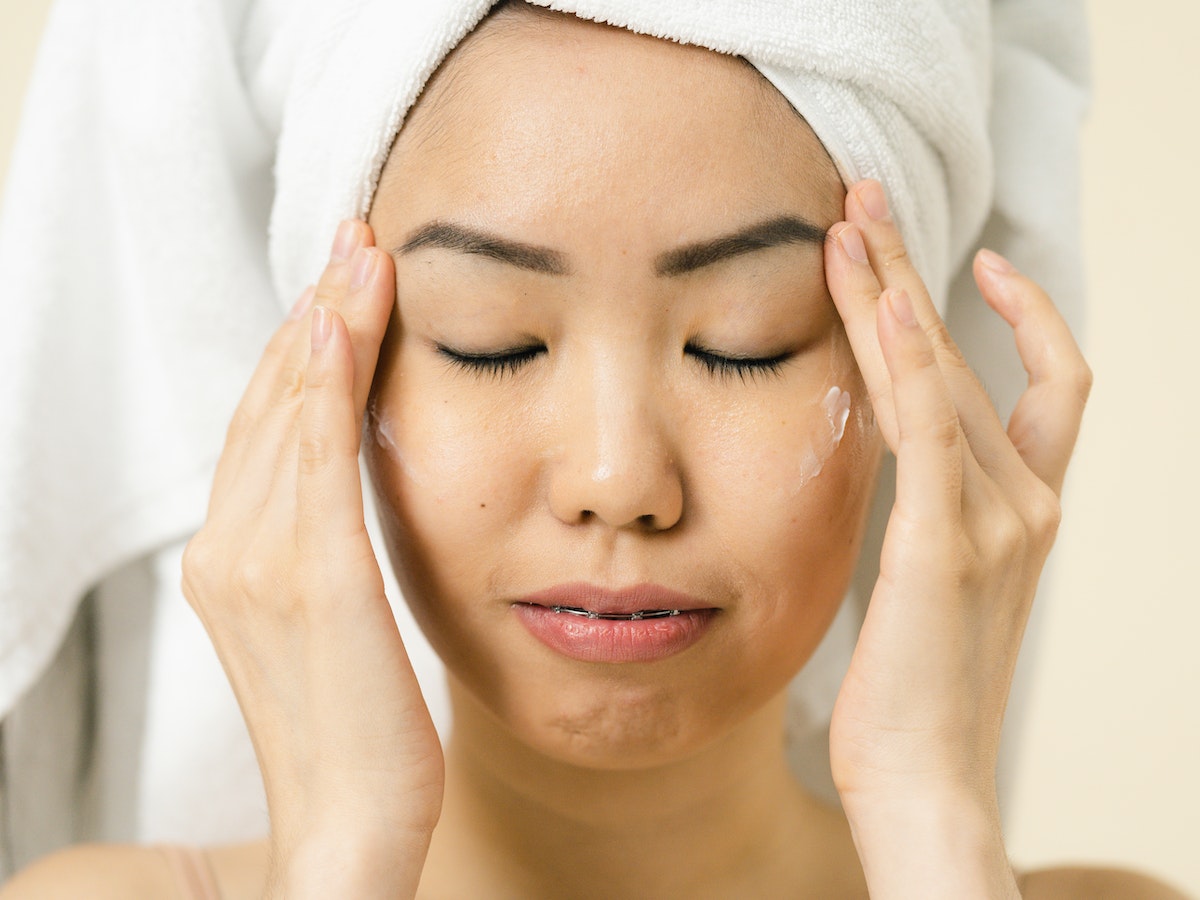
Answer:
[{"xmin": 157, "ymin": 845, "xmax": 221, "ymax": 900}]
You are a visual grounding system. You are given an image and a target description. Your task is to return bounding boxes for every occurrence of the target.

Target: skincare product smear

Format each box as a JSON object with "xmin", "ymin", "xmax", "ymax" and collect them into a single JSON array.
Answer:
[{"xmin": 795, "ymin": 385, "xmax": 852, "ymax": 488}]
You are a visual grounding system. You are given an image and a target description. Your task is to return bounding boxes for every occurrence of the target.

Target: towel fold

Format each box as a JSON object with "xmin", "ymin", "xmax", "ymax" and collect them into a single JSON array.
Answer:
[
  {"xmin": 0, "ymin": 0, "xmax": 1088, "ymax": 867},
  {"xmin": 272, "ymin": 0, "xmax": 992, "ymax": 308}
]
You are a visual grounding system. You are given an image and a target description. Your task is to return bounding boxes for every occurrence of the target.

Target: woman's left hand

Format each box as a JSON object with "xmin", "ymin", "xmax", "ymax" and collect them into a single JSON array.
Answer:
[{"xmin": 823, "ymin": 180, "xmax": 1092, "ymax": 897}]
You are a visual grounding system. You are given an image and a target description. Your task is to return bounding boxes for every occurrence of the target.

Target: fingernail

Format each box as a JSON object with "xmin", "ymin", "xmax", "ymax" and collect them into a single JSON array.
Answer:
[
  {"xmin": 977, "ymin": 248, "xmax": 1015, "ymax": 276},
  {"xmin": 287, "ymin": 285, "xmax": 316, "ymax": 321},
  {"xmin": 311, "ymin": 305, "xmax": 332, "ymax": 350},
  {"xmin": 857, "ymin": 181, "xmax": 890, "ymax": 221},
  {"xmin": 838, "ymin": 224, "xmax": 868, "ymax": 263},
  {"xmin": 351, "ymin": 247, "xmax": 377, "ymax": 289},
  {"xmin": 887, "ymin": 289, "xmax": 918, "ymax": 327},
  {"xmin": 332, "ymin": 220, "xmax": 360, "ymax": 261}
]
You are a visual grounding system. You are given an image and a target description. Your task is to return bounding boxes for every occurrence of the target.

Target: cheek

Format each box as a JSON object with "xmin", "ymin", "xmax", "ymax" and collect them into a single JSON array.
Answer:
[
  {"xmin": 692, "ymin": 366, "xmax": 878, "ymax": 630},
  {"xmin": 373, "ymin": 396, "xmax": 515, "ymax": 504},
  {"xmin": 364, "ymin": 359, "xmax": 540, "ymax": 601}
]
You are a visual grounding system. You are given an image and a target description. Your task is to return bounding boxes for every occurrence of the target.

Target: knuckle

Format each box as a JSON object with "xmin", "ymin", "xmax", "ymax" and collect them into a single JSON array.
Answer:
[
  {"xmin": 231, "ymin": 553, "xmax": 278, "ymax": 600},
  {"xmin": 930, "ymin": 323, "xmax": 967, "ymax": 366},
  {"xmin": 920, "ymin": 410, "xmax": 961, "ymax": 453},
  {"xmin": 877, "ymin": 240, "xmax": 911, "ymax": 271},
  {"xmin": 1071, "ymin": 360, "xmax": 1094, "ymax": 403},
  {"xmin": 303, "ymin": 358, "xmax": 335, "ymax": 394},
  {"xmin": 949, "ymin": 532, "xmax": 982, "ymax": 582},
  {"xmin": 934, "ymin": 419, "xmax": 961, "ymax": 453},
  {"xmin": 184, "ymin": 528, "xmax": 308, "ymax": 623},
  {"xmin": 232, "ymin": 550, "xmax": 305, "ymax": 620},
  {"xmin": 998, "ymin": 507, "xmax": 1029, "ymax": 554},
  {"xmin": 298, "ymin": 429, "xmax": 339, "ymax": 475},
  {"xmin": 314, "ymin": 272, "xmax": 349, "ymax": 309},
  {"xmin": 276, "ymin": 363, "xmax": 307, "ymax": 404},
  {"xmin": 180, "ymin": 535, "xmax": 212, "ymax": 608},
  {"xmin": 1024, "ymin": 483, "xmax": 1063, "ymax": 544},
  {"xmin": 978, "ymin": 503, "xmax": 1029, "ymax": 562}
]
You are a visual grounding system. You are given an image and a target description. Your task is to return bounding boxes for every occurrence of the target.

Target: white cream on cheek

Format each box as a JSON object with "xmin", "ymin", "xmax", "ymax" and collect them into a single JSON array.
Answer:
[
  {"xmin": 369, "ymin": 396, "xmax": 427, "ymax": 487},
  {"xmin": 793, "ymin": 385, "xmax": 852, "ymax": 491},
  {"xmin": 373, "ymin": 384, "xmax": 855, "ymax": 495}
]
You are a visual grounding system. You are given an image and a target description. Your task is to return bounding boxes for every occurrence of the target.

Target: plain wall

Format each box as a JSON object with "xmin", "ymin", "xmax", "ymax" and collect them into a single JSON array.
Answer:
[
  {"xmin": 2, "ymin": 1, "xmax": 1196, "ymax": 893},
  {"xmin": 1002, "ymin": 3, "xmax": 1200, "ymax": 892}
]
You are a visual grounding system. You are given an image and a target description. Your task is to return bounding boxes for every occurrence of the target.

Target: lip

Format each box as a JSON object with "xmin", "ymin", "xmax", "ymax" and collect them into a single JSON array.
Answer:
[
  {"xmin": 513, "ymin": 583, "xmax": 718, "ymax": 663},
  {"xmin": 519, "ymin": 582, "xmax": 714, "ymax": 616}
]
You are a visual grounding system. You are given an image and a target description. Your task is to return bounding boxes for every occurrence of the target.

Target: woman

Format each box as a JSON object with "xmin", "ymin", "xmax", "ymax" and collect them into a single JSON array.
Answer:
[{"xmin": 1, "ymin": 2, "xmax": 1187, "ymax": 897}]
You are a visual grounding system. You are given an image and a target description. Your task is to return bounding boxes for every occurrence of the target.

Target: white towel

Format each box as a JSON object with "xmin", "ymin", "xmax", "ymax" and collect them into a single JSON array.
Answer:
[
  {"xmin": 0, "ymin": 0, "xmax": 1088, "ymax": 869},
  {"xmin": 274, "ymin": 0, "xmax": 988, "ymax": 309}
]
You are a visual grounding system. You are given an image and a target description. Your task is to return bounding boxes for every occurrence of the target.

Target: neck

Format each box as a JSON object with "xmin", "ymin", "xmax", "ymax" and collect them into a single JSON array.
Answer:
[{"xmin": 420, "ymin": 680, "xmax": 860, "ymax": 898}]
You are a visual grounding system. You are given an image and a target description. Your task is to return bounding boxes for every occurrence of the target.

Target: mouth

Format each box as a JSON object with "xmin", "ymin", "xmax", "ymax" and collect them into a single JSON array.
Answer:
[
  {"xmin": 517, "ymin": 582, "xmax": 713, "ymax": 616},
  {"xmin": 511, "ymin": 583, "xmax": 717, "ymax": 663},
  {"xmin": 521, "ymin": 604, "xmax": 683, "ymax": 621}
]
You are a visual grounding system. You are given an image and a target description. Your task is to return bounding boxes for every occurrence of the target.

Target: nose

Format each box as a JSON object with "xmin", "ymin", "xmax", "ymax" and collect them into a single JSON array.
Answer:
[{"xmin": 547, "ymin": 366, "xmax": 684, "ymax": 532}]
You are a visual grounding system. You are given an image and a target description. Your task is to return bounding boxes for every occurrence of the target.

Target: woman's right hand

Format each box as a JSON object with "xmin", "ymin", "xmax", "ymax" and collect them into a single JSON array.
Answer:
[{"xmin": 182, "ymin": 221, "xmax": 442, "ymax": 899}]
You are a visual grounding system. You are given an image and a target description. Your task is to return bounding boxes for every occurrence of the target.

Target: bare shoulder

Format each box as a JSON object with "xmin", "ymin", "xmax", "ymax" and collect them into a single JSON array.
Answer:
[
  {"xmin": 0, "ymin": 840, "xmax": 269, "ymax": 900},
  {"xmin": 0, "ymin": 844, "xmax": 177, "ymax": 899},
  {"xmin": 1019, "ymin": 864, "xmax": 1192, "ymax": 899}
]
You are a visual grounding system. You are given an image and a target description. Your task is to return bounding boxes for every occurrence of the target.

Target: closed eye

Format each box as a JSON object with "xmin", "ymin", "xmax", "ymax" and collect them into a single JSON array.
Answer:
[
  {"xmin": 436, "ymin": 342, "xmax": 791, "ymax": 382},
  {"xmin": 685, "ymin": 343, "xmax": 791, "ymax": 383},
  {"xmin": 437, "ymin": 343, "xmax": 546, "ymax": 379}
]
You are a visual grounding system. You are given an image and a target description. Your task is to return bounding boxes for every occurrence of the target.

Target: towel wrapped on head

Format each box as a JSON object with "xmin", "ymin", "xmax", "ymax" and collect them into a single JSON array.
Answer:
[
  {"xmin": 0, "ymin": 0, "xmax": 1088, "ymax": 869},
  {"xmin": 271, "ymin": 0, "xmax": 994, "ymax": 311}
]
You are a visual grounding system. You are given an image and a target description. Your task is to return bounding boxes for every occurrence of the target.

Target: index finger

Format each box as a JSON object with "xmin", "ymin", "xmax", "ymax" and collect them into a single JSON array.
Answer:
[
  {"xmin": 974, "ymin": 250, "xmax": 1092, "ymax": 495},
  {"xmin": 824, "ymin": 220, "xmax": 899, "ymax": 445}
]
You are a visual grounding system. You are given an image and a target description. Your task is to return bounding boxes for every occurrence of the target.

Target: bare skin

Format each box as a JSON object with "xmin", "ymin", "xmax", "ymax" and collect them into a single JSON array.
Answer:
[{"xmin": 0, "ymin": 7, "xmax": 1188, "ymax": 900}]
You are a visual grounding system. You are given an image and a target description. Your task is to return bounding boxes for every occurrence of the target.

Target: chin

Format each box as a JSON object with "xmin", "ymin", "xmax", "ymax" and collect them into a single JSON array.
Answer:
[
  {"xmin": 515, "ymin": 676, "xmax": 723, "ymax": 770},
  {"xmin": 444, "ymin": 626, "xmax": 811, "ymax": 773}
]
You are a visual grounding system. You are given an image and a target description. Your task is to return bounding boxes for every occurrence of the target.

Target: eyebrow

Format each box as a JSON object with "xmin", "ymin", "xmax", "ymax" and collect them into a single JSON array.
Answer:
[
  {"xmin": 394, "ymin": 214, "xmax": 827, "ymax": 277},
  {"xmin": 654, "ymin": 215, "xmax": 827, "ymax": 276},
  {"xmin": 397, "ymin": 222, "xmax": 568, "ymax": 275}
]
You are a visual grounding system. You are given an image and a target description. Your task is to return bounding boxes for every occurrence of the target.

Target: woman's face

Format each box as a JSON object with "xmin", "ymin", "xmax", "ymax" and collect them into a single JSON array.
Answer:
[{"xmin": 365, "ymin": 8, "xmax": 881, "ymax": 769}]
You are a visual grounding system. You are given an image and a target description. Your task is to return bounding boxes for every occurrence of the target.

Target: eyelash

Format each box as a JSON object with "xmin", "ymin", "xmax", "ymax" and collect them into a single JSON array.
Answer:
[
  {"xmin": 436, "ymin": 343, "xmax": 791, "ymax": 382},
  {"xmin": 438, "ymin": 344, "xmax": 547, "ymax": 379},
  {"xmin": 685, "ymin": 344, "xmax": 791, "ymax": 382}
]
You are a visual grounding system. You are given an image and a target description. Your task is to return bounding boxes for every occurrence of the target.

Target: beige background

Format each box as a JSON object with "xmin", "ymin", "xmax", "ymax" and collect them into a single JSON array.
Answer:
[{"xmin": 2, "ymin": 1, "xmax": 1196, "ymax": 894}]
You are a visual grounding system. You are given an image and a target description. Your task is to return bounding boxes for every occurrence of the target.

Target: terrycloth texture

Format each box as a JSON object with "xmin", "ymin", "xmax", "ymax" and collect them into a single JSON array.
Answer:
[
  {"xmin": 273, "ymin": 0, "xmax": 989, "ymax": 308},
  {"xmin": 0, "ymin": 0, "xmax": 1088, "ymax": 867},
  {"xmin": 0, "ymin": 4, "xmax": 282, "ymax": 868}
]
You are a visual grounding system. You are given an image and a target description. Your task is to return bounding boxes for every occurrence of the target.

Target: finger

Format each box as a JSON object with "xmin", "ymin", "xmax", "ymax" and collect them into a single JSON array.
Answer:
[
  {"xmin": 264, "ymin": 220, "xmax": 371, "ymax": 412},
  {"xmin": 845, "ymin": 180, "xmax": 944, "ymax": 345},
  {"xmin": 243, "ymin": 220, "xmax": 370, "ymax": 444},
  {"xmin": 845, "ymin": 181, "xmax": 1020, "ymax": 475},
  {"xmin": 263, "ymin": 246, "xmax": 394, "ymax": 510},
  {"xmin": 241, "ymin": 285, "xmax": 319, "ymax": 414},
  {"xmin": 342, "ymin": 245, "xmax": 396, "ymax": 418},
  {"xmin": 824, "ymin": 220, "xmax": 899, "ymax": 444},
  {"xmin": 313, "ymin": 220, "xmax": 372, "ymax": 306},
  {"xmin": 211, "ymin": 220, "xmax": 366, "ymax": 501},
  {"xmin": 209, "ymin": 284, "xmax": 316, "ymax": 509},
  {"xmin": 254, "ymin": 221, "xmax": 370, "ymax": 421},
  {"xmin": 295, "ymin": 306, "xmax": 367, "ymax": 543},
  {"xmin": 974, "ymin": 250, "xmax": 1092, "ymax": 495},
  {"xmin": 877, "ymin": 287, "xmax": 964, "ymax": 523},
  {"xmin": 213, "ymin": 224, "xmax": 385, "ymax": 513},
  {"xmin": 304, "ymin": 222, "xmax": 394, "ymax": 420}
]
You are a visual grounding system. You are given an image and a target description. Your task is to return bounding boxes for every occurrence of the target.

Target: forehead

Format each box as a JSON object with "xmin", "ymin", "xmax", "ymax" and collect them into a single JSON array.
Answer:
[{"xmin": 371, "ymin": 8, "xmax": 843, "ymax": 240}]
